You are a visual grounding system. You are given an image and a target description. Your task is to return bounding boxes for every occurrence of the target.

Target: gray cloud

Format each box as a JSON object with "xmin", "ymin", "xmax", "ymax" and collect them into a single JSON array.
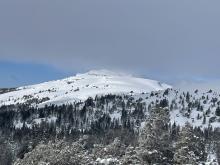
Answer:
[
  {"xmin": 1, "ymin": 0, "xmax": 220, "ymax": 82},
  {"xmin": 175, "ymin": 80, "xmax": 220, "ymax": 92}
]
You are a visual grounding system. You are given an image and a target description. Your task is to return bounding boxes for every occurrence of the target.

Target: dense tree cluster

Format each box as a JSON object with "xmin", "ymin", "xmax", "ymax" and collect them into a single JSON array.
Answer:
[
  {"xmin": 137, "ymin": 108, "xmax": 172, "ymax": 164},
  {"xmin": 174, "ymin": 123, "xmax": 206, "ymax": 164},
  {"xmin": 12, "ymin": 107, "xmax": 210, "ymax": 165}
]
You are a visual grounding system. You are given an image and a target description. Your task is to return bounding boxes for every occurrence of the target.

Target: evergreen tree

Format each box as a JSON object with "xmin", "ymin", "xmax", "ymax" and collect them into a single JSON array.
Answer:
[
  {"xmin": 137, "ymin": 108, "xmax": 173, "ymax": 164},
  {"xmin": 174, "ymin": 122, "xmax": 206, "ymax": 164},
  {"xmin": 215, "ymin": 107, "xmax": 220, "ymax": 116},
  {"xmin": 216, "ymin": 142, "xmax": 220, "ymax": 164},
  {"xmin": 0, "ymin": 139, "xmax": 13, "ymax": 165},
  {"xmin": 186, "ymin": 92, "xmax": 190, "ymax": 103}
]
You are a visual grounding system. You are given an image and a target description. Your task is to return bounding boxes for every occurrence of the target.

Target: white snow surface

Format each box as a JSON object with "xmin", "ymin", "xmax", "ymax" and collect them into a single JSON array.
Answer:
[
  {"xmin": 0, "ymin": 69, "xmax": 171, "ymax": 107},
  {"xmin": 135, "ymin": 88, "xmax": 220, "ymax": 129}
]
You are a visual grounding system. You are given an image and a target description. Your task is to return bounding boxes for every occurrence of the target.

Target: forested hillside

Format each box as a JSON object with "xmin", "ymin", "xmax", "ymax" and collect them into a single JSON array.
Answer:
[
  {"xmin": 0, "ymin": 88, "xmax": 220, "ymax": 164},
  {"xmin": 0, "ymin": 88, "xmax": 16, "ymax": 95}
]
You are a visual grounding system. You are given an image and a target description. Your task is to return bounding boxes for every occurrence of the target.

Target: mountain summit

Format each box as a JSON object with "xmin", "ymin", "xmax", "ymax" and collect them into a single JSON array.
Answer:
[{"xmin": 0, "ymin": 70, "xmax": 171, "ymax": 106}]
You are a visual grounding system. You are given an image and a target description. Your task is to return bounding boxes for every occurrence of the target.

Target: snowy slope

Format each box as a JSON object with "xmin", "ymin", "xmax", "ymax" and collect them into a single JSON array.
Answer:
[
  {"xmin": 132, "ymin": 88, "xmax": 220, "ymax": 129},
  {"xmin": 0, "ymin": 69, "xmax": 171, "ymax": 107}
]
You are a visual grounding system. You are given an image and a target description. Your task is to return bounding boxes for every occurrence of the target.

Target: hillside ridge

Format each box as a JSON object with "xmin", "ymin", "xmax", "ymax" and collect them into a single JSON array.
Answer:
[{"xmin": 0, "ymin": 69, "xmax": 171, "ymax": 106}]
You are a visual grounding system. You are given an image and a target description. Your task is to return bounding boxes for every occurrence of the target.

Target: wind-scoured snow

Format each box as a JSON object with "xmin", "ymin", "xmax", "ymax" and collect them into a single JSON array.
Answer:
[{"xmin": 0, "ymin": 69, "xmax": 171, "ymax": 107}]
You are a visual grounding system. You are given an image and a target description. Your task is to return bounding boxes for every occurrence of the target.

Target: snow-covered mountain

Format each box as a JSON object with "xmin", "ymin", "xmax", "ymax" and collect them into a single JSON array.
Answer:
[
  {"xmin": 0, "ymin": 69, "xmax": 171, "ymax": 107},
  {"xmin": 1, "ymin": 70, "xmax": 220, "ymax": 164},
  {"xmin": 1, "ymin": 69, "xmax": 220, "ymax": 130}
]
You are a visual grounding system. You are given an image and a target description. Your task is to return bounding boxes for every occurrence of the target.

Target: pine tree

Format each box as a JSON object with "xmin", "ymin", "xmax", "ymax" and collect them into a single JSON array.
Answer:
[
  {"xmin": 121, "ymin": 146, "xmax": 141, "ymax": 164},
  {"xmin": 203, "ymin": 114, "xmax": 207, "ymax": 124},
  {"xmin": 174, "ymin": 122, "xmax": 206, "ymax": 164},
  {"xmin": 215, "ymin": 107, "xmax": 220, "ymax": 116},
  {"xmin": 186, "ymin": 92, "xmax": 190, "ymax": 103},
  {"xmin": 137, "ymin": 108, "xmax": 173, "ymax": 164},
  {"xmin": 216, "ymin": 142, "xmax": 220, "ymax": 164},
  {"xmin": 0, "ymin": 139, "xmax": 13, "ymax": 165}
]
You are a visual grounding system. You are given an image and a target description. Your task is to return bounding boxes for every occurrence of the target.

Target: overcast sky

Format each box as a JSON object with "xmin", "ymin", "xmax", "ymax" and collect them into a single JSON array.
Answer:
[{"xmin": 1, "ymin": 0, "xmax": 220, "ymax": 87}]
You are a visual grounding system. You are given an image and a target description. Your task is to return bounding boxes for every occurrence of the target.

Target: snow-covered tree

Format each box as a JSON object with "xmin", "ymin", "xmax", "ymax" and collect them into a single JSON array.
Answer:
[
  {"xmin": 120, "ymin": 146, "xmax": 141, "ymax": 164},
  {"xmin": 0, "ymin": 139, "xmax": 13, "ymax": 165},
  {"xmin": 174, "ymin": 122, "xmax": 206, "ymax": 164},
  {"xmin": 137, "ymin": 108, "xmax": 172, "ymax": 164}
]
